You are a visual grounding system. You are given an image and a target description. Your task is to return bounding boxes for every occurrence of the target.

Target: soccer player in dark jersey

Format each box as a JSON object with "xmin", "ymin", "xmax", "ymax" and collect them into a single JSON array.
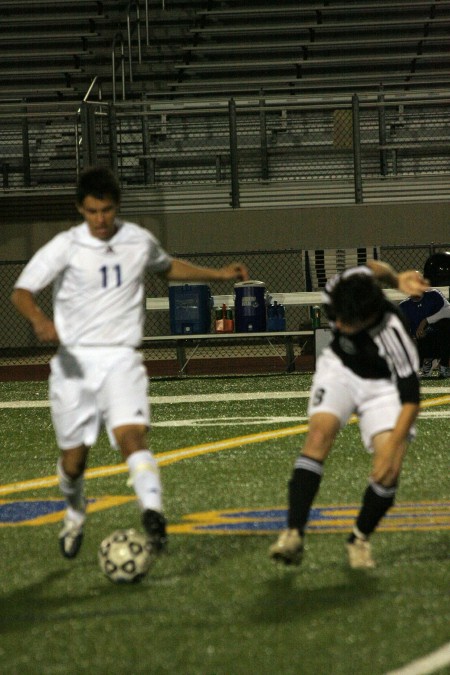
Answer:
[
  {"xmin": 270, "ymin": 261, "xmax": 429, "ymax": 568},
  {"xmin": 399, "ymin": 287, "xmax": 450, "ymax": 378}
]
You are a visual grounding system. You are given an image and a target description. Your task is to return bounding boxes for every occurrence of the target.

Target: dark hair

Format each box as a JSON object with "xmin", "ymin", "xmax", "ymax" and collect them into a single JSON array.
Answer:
[
  {"xmin": 76, "ymin": 166, "xmax": 121, "ymax": 205},
  {"xmin": 326, "ymin": 273, "xmax": 385, "ymax": 325}
]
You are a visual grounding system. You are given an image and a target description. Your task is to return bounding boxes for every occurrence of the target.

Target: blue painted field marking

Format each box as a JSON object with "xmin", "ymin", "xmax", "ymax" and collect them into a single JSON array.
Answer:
[
  {"xmin": 0, "ymin": 498, "xmax": 67, "ymax": 523},
  {"xmin": 0, "ymin": 495, "xmax": 135, "ymax": 527},
  {"xmin": 1, "ymin": 498, "xmax": 448, "ymax": 532},
  {"xmin": 169, "ymin": 502, "xmax": 450, "ymax": 535}
]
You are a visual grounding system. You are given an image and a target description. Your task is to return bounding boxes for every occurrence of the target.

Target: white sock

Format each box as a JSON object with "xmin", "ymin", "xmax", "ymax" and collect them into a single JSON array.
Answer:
[
  {"xmin": 126, "ymin": 449, "xmax": 162, "ymax": 513},
  {"xmin": 66, "ymin": 506, "xmax": 86, "ymax": 527},
  {"xmin": 56, "ymin": 457, "xmax": 86, "ymax": 515}
]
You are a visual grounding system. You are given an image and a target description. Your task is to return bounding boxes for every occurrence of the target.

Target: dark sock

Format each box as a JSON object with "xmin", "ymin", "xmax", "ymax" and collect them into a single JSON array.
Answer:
[
  {"xmin": 287, "ymin": 456, "xmax": 323, "ymax": 535},
  {"xmin": 348, "ymin": 481, "xmax": 396, "ymax": 542}
]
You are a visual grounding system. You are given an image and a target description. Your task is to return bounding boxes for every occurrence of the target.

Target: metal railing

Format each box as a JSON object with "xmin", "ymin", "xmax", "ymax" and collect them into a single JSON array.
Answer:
[
  {"xmin": 127, "ymin": 0, "xmax": 142, "ymax": 83},
  {"xmin": 112, "ymin": 33, "xmax": 127, "ymax": 103},
  {"xmin": 0, "ymin": 92, "xmax": 450, "ymax": 203}
]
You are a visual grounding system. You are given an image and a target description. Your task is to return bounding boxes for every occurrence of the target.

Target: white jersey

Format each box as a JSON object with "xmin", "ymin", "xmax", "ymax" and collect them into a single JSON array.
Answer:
[{"xmin": 15, "ymin": 220, "xmax": 172, "ymax": 347}]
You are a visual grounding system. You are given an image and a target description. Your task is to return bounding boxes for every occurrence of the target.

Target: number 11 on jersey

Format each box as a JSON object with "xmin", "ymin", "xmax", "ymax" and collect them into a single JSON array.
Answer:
[{"xmin": 100, "ymin": 265, "xmax": 122, "ymax": 288}]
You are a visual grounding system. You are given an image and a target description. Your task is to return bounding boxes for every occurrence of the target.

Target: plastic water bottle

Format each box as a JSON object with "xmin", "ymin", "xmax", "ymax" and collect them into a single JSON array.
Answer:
[{"xmin": 312, "ymin": 305, "xmax": 321, "ymax": 329}]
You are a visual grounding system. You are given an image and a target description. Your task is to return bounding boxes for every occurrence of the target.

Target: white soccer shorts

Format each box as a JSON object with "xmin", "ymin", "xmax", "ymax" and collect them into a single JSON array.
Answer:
[
  {"xmin": 49, "ymin": 346, "xmax": 150, "ymax": 450},
  {"xmin": 308, "ymin": 347, "xmax": 416, "ymax": 452}
]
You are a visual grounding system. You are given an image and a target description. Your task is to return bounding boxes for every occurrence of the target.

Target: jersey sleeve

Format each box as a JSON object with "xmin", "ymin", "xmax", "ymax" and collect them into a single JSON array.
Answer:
[
  {"xmin": 14, "ymin": 232, "xmax": 71, "ymax": 293},
  {"xmin": 426, "ymin": 290, "xmax": 450, "ymax": 324},
  {"xmin": 146, "ymin": 232, "xmax": 173, "ymax": 274},
  {"xmin": 397, "ymin": 372, "xmax": 420, "ymax": 405},
  {"xmin": 387, "ymin": 316, "xmax": 420, "ymax": 404}
]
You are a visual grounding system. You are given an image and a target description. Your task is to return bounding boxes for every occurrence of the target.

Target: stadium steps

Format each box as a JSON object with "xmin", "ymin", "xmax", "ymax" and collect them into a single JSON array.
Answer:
[
  {"xmin": 0, "ymin": 1, "xmax": 124, "ymax": 103},
  {"xmin": 117, "ymin": 174, "xmax": 450, "ymax": 214},
  {"xmin": 140, "ymin": 0, "xmax": 450, "ymax": 100},
  {"xmin": 1, "ymin": 174, "xmax": 450, "ymax": 219}
]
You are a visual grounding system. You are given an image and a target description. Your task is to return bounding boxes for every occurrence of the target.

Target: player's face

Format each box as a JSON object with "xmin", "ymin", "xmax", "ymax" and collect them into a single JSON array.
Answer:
[{"xmin": 77, "ymin": 195, "xmax": 119, "ymax": 240}]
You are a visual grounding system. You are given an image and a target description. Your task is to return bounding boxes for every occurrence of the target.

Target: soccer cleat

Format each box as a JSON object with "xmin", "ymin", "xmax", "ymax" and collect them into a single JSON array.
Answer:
[
  {"xmin": 346, "ymin": 537, "xmax": 376, "ymax": 569},
  {"xmin": 59, "ymin": 515, "xmax": 85, "ymax": 559},
  {"xmin": 418, "ymin": 358, "xmax": 433, "ymax": 378},
  {"xmin": 269, "ymin": 528, "xmax": 303, "ymax": 566},
  {"xmin": 142, "ymin": 509, "xmax": 167, "ymax": 554}
]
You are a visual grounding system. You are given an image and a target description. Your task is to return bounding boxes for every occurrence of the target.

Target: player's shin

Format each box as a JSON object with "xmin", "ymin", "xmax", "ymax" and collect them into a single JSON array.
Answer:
[
  {"xmin": 56, "ymin": 456, "xmax": 86, "ymax": 516},
  {"xmin": 57, "ymin": 457, "xmax": 87, "ymax": 558},
  {"xmin": 127, "ymin": 450, "xmax": 167, "ymax": 553},
  {"xmin": 351, "ymin": 480, "xmax": 397, "ymax": 540},
  {"xmin": 126, "ymin": 449, "xmax": 162, "ymax": 513},
  {"xmin": 288, "ymin": 456, "xmax": 324, "ymax": 535}
]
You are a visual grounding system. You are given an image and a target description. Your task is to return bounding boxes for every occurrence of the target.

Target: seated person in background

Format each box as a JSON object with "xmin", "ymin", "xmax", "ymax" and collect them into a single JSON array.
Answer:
[{"xmin": 399, "ymin": 287, "xmax": 450, "ymax": 378}]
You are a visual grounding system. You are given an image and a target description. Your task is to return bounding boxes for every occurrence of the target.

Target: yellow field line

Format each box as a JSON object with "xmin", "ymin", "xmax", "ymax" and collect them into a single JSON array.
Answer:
[
  {"xmin": 1, "ymin": 394, "xmax": 449, "ymax": 497},
  {"xmin": 419, "ymin": 393, "xmax": 450, "ymax": 408}
]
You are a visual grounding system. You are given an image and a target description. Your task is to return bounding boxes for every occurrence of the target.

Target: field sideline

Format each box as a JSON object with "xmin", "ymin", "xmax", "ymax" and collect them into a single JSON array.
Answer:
[{"xmin": 0, "ymin": 374, "xmax": 449, "ymax": 674}]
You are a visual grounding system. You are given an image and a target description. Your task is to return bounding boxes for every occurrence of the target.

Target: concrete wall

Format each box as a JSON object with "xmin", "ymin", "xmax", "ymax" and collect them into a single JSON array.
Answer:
[
  {"xmin": 0, "ymin": 200, "xmax": 449, "ymax": 260},
  {"xmin": 140, "ymin": 201, "xmax": 450, "ymax": 254}
]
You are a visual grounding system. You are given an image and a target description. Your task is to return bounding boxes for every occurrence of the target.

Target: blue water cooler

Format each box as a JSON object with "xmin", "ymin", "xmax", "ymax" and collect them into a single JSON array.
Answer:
[
  {"xmin": 234, "ymin": 280, "xmax": 267, "ymax": 332},
  {"xmin": 169, "ymin": 283, "xmax": 212, "ymax": 335}
]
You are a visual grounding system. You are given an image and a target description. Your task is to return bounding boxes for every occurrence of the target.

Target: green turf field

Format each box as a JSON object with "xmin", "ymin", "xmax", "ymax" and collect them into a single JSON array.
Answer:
[{"xmin": 0, "ymin": 373, "xmax": 449, "ymax": 674}]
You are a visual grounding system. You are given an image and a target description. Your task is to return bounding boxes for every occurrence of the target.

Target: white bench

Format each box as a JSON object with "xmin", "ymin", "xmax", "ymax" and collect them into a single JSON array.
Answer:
[
  {"xmin": 144, "ymin": 288, "xmax": 448, "ymax": 375},
  {"xmin": 145, "ymin": 288, "xmax": 427, "ymax": 312}
]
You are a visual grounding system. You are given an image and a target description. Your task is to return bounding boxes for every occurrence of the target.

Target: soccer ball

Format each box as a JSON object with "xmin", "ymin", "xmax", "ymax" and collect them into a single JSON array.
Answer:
[{"xmin": 98, "ymin": 528, "xmax": 154, "ymax": 584}]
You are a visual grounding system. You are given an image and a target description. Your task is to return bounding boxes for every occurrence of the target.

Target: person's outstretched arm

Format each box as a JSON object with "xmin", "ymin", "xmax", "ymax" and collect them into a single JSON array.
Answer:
[
  {"xmin": 164, "ymin": 259, "xmax": 249, "ymax": 283},
  {"xmin": 368, "ymin": 260, "xmax": 429, "ymax": 296}
]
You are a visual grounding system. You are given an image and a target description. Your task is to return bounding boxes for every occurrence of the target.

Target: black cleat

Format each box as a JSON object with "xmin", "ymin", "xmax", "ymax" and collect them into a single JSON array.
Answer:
[{"xmin": 142, "ymin": 509, "xmax": 167, "ymax": 554}]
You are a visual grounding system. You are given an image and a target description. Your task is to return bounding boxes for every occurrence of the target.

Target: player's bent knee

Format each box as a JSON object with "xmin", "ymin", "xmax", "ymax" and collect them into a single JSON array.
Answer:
[
  {"xmin": 304, "ymin": 416, "xmax": 339, "ymax": 458},
  {"xmin": 61, "ymin": 452, "xmax": 88, "ymax": 480},
  {"xmin": 114, "ymin": 424, "xmax": 148, "ymax": 457}
]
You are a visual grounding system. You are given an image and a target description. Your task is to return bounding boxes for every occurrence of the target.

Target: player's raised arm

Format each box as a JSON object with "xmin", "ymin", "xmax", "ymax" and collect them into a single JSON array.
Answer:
[{"xmin": 367, "ymin": 260, "xmax": 429, "ymax": 296}]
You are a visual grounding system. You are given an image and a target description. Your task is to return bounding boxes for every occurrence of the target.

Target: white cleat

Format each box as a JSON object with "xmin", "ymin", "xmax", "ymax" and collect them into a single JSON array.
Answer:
[
  {"xmin": 269, "ymin": 528, "xmax": 303, "ymax": 566},
  {"xmin": 59, "ymin": 508, "xmax": 86, "ymax": 559},
  {"xmin": 346, "ymin": 537, "xmax": 376, "ymax": 569}
]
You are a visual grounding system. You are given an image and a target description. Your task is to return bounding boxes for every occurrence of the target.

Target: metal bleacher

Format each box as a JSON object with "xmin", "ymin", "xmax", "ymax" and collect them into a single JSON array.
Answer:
[
  {"xmin": 1, "ymin": 0, "xmax": 442, "ymax": 103},
  {"xmin": 0, "ymin": 0, "xmax": 124, "ymax": 104},
  {"xmin": 163, "ymin": 0, "xmax": 450, "ymax": 99},
  {"xmin": 1, "ymin": 0, "xmax": 450, "ymax": 203},
  {"xmin": 1, "ymin": 1, "xmax": 450, "ymax": 103}
]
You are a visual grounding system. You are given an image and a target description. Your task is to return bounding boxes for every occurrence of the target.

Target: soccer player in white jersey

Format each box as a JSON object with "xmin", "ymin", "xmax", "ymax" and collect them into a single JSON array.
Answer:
[
  {"xmin": 269, "ymin": 261, "xmax": 429, "ymax": 569},
  {"xmin": 11, "ymin": 165, "xmax": 249, "ymax": 560}
]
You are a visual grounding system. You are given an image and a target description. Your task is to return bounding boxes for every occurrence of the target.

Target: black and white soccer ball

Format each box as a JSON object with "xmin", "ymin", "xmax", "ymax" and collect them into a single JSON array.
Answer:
[{"xmin": 98, "ymin": 528, "xmax": 154, "ymax": 584}]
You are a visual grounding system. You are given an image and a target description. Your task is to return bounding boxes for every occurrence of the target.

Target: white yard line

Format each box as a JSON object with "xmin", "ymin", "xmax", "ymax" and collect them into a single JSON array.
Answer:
[
  {"xmin": 385, "ymin": 641, "xmax": 450, "ymax": 675},
  {"xmin": 0, "ymin": 386, "xmax": 449, "ymax": 409},
  {"xmin": 0, "ymin": 391, "xmax": 309, "ymax": 408},
  {"xmin": 151, "ymin": 409, "xmax": 450, "ymax": 427}
]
